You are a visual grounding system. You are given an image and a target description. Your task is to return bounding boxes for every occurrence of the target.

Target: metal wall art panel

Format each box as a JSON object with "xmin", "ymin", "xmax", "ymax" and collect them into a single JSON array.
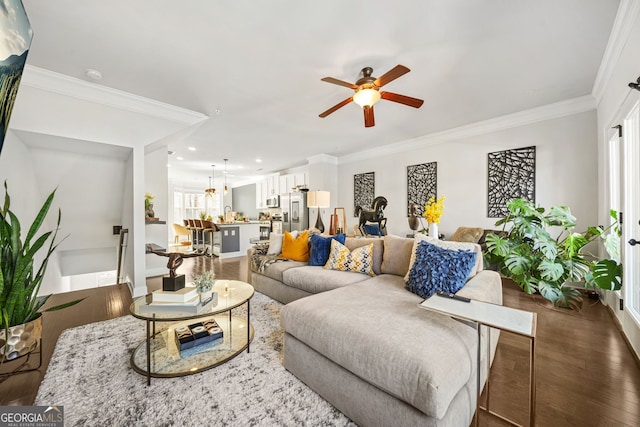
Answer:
[
  {"xmin": 487, "ymin": 146, "xmax": 536, "ymax": 218},
  {"xmin": 407, "ymin": 162, "xmax": 437, "ymax": 216},
  {"xmin": 353, "ymin": 172, "xmax": 375, "ymax": 217}
]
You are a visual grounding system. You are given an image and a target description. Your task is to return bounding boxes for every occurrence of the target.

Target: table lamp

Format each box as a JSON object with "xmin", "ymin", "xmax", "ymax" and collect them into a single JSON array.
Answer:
[{"xmin": 308, "ymin": 191, "xmax": 330, "ymax": 233}]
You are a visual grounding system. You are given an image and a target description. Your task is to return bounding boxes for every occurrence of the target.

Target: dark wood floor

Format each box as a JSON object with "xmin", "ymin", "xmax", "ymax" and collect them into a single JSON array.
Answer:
[{"xmin": 2, "ymin": 255, "xmax": 639, "ymax": 427}]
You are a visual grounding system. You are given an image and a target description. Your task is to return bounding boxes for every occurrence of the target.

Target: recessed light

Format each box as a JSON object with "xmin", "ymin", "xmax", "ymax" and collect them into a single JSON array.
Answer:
[
  {"xmin": 176, "ymin": 157, "xmax": 184, "ymax": 160},
  {"xmin": 167, "ymin": 164, "xmax": 171, "ymax": 167},
  {"xmin": 188, "ymin": 147, "xmax": 196, "ymax": 151},
  {"xmin": 256, "ymin": 158, "xmax": 262, "ymax": 163}
]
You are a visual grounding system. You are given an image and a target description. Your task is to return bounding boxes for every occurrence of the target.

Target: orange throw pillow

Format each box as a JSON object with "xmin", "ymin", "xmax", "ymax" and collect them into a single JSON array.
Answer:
[{"xmin": 280, "ymin": 230, "xmax": 309, "ymax": 262}]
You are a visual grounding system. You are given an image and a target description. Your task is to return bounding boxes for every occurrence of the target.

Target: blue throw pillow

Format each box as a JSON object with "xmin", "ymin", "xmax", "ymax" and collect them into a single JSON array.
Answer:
[
  {"xmin": 363, "ymin": 224, "xmax": 383, "ymax": 236},
  {"xmin": 309, "ymin": 233, "xmax": 346, "ymax": 266},
  {"xmin": 405, "ymin": 240, "xmax": 477, "ymax": 298}
]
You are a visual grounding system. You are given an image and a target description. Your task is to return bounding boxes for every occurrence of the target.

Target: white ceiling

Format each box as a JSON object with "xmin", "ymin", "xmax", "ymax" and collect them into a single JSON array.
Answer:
[{"xmin": 20, "ymin": 0, "xmax": 620, "ymax": 186}]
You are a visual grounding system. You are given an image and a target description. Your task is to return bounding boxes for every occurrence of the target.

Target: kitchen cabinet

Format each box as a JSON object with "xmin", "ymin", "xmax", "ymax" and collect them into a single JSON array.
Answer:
[
  {"xmin": 255, "ymin": 180, "xmax": 267, "ymax": 209},
  {"xmin": 278, "ymin": 172, "xmax": 307, "ymax": 193},
  {"xmin": 255, "ymin": 174, "xmax": 279, "ymax": 208},
  {"xmin": 266, "ymin": 174, "xmax": 279, "ymax": 197},
  {"xmin": 221, "ymin": 226, "xmax": 240, "ymax": 252}
]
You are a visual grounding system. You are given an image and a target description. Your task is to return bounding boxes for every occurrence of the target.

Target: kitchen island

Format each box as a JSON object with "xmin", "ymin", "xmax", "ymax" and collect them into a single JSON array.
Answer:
[{"xmin": 214, "ymin": 221, "xmax": 268, "ymax": 259}]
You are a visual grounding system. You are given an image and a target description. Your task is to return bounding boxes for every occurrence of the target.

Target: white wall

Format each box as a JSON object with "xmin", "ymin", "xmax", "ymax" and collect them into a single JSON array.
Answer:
[
  {"xmin": 338, "ymin": 110, "xmax": 598, "ymax": 238},
  {"xmin": 0, "ymin": 131, "xmax": 66, "ymax": 295},
  {"xmin": 145, "ymin": 146, "xmax": 169, "ymax": 276},
  {"xmin": 596, "ymin": 4, "xmax": 640, "ymax": 359},
  {"xmin": 28, "ymin": 143, "xmax": 128, "ymax": 276}
]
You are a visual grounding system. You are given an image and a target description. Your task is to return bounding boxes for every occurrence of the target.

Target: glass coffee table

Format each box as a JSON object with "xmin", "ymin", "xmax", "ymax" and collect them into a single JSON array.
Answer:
[{"xmin": 130, "ymin": 280, "xmax": 254, "ymax": 385}]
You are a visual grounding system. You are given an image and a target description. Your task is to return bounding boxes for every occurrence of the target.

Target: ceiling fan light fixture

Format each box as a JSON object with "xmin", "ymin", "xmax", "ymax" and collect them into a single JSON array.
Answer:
[{"xmin": 353, "ymin": 87, "xmax": 381, "ymax": 107}]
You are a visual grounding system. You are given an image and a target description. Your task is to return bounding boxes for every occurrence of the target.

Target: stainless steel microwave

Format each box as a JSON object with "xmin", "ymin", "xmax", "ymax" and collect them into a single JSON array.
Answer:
[{"xmin": 266, "ymin": 195, "xmax": 280, "ymax": 208}]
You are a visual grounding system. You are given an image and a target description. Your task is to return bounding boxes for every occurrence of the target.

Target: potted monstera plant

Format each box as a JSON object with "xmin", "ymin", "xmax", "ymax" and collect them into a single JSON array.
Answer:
[
  {"xmin": 0, "ymin": 182, "xmax": 83, "ymax": 362},
  {"xmin": 484, "ymin": 198, "xmax": 622, "ymax": 309}
]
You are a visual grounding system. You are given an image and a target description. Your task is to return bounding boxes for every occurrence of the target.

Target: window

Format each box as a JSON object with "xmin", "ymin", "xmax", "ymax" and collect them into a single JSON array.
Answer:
[{"xmin": 172, "ymin": 190, "xmax": 220, "ymax": 224}]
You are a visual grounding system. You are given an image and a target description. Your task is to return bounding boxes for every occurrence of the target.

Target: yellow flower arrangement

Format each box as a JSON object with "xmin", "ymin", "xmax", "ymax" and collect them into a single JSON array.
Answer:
[{"xmin": 423, "ymin": 195, "xmax": 445, "ymax": 224}]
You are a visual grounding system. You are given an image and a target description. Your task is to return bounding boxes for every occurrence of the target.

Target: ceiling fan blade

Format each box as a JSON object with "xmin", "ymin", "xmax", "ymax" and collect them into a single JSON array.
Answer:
[
  {"xmin": 374, "ymin": 65, "xmax": 410, "ymax": 87},
  {"xmin": 364, "ymin": 105, "xmax": 375, "ymax": 127},
  {"xmin": 319, "ymin": 97, "xmax": 353, "ymax": 118},
  {"xmin": 380, "ymin": 91, "xmax": 424, "ymax": 108},
  {"xmin": 321, "ymin": 77, "xmax": 357, "ymax": 89}
]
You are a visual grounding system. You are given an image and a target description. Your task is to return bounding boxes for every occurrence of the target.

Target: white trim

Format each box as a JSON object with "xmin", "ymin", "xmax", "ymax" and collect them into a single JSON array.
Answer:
[
  {"xmin": 592, "ymin": 0, "xmax": 640, "ymax": 103},
  {"xmin": 21, "ymin": 65, "xmax": 209, "ymax": 125},
  {"xmin": 307, "ymin": 154, "xmax": 338, "ymax": 165},
  {"xmin": 339, "ymin": 95, "xmax": 596, "ymax": 165}
]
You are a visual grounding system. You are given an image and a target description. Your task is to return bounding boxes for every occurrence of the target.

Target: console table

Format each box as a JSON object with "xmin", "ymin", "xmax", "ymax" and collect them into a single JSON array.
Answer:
[{"xmin": 419, "ymin": 295, "xmax": 537, "ymax": 427}]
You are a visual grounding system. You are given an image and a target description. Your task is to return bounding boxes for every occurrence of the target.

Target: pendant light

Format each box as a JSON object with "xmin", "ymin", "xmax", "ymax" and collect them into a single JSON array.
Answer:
[
  {"xmin": 223, "ymin": 159, "xmax": 229, "ymax": 196},
  {"xmin": 205, "ymin": 164, "xmax": 215, "ymax": 197}
]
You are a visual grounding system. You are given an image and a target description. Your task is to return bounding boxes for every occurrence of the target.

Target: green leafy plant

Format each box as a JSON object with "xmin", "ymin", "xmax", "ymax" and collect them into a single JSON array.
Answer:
[
  {"xmin": 193, "ymin": 271, "xmax": 216, "ymax": 294},
  {"xmin": 484, "ymin": 198, "xmax": 622, "ymax": 309},
  {"xmin": 0, "ymin": 182, "xmax": 83, "ymax": 331}
]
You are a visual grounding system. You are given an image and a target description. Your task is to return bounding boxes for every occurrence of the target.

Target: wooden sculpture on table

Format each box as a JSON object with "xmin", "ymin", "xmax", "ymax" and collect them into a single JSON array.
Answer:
[
  {"xmin": 408, "ymin": 202, "xmax": 420, "ymax": 232},
  {"xmin": 355, "ymin": 196, "xmax": 388, "ymax": 237},
  {"xmin": 152, "ymin": 250, "xmax": 204, "ymax": 291}
]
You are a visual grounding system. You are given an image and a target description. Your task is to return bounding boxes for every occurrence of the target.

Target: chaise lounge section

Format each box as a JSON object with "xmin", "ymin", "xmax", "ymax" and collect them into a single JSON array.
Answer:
[{"xmin": 248, "ymin": 234, "xmax": 502, "ymax": 426}]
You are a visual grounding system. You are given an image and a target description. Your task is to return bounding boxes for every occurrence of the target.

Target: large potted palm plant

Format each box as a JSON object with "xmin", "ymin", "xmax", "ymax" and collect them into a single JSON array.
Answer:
[
  {"xmin": 484, "ymin": 198, "xmax": 622, "ymax": 309},
  {"xmin": 0, "ymin": 182, "xmax": 82, "ymax": 362}
]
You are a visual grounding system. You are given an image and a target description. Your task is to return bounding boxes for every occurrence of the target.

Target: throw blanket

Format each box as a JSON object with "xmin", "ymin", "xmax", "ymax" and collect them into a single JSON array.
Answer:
[{"xmin": 250, "ymin": 244, "xmax": 289, "ymax": 273}]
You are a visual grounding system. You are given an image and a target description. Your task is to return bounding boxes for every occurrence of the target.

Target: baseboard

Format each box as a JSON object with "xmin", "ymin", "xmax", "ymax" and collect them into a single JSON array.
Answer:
[{"xmin": 606, "ymin": 304, "xmax": 640, "ymax": 370}]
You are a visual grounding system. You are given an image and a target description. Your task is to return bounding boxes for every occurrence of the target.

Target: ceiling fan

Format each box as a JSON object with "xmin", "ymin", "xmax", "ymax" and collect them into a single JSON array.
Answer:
[{"xmin": 319, "ymin": 65, "xmax": 424, "ymax": 128}]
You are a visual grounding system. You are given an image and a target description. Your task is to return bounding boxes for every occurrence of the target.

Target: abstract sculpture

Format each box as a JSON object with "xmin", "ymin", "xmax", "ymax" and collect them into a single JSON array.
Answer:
[{"xmin": 355, "ymin": 196, "xmax": 388, "ymax": 237}]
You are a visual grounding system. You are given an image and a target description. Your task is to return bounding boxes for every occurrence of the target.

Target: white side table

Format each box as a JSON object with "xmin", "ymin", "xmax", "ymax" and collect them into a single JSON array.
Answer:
[{"xmin": 419, "ymin": 295, "xmax": 537, "ymax": 427}]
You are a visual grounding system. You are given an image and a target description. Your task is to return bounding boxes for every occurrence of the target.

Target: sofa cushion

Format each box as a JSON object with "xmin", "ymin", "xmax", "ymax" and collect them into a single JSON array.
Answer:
[
  {"xmin": 260, "ymin": 260, "xmax": 307, "ymax": 283},
  {"xmin": 283, "ymin": 265, "xmax": 370, "ymax": 294},
  {"xmin": 324, "ymin": 240, "xmax": 375, "ymax": 276},
  {"xmin": 345, "ymin": 237, "xmax": 383, "ymax": 275},
  {"xmin": 280, "ymin": 230, "xmax": 309, "ymax": 261},
  {"xmin": 450, "ymin": 226, "xmax": 484, "ymax": 243},
  {"xmin": 405, "ymin": 240, "xmax": 477, "ymax": 298},
  {"xmin": 404, "ymin": 234, "xmax": 483, "ymax": 282},
  {"xmin": 280, "ymin": 277, "xmax": 477, "ymax": 419},
  {"xmin": 267, "ymin": 230, "xmax": 299, "ymax": 255},
  {"xmin": 309, "ymin": 233, "xmax": 346, "ymax": 266},
  {"xmin": 380, "ymin": 234, "xmax": 414, "ymax": 276}
]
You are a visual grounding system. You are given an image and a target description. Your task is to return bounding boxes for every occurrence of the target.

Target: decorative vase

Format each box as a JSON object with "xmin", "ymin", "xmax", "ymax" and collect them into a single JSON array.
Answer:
[
  {"xmin": 0, "ymin": 315, "xmax": 42, "ymax": 362},
  {"xmin": 428, "ymin": 222, "xmax": 439, "ymax": 239}
]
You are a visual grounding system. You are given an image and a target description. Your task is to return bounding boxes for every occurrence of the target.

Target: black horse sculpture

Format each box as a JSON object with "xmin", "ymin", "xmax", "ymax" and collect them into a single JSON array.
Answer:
[{"xmin": 355, "ymin": 196, "xmax": 388, "ymax": 236}]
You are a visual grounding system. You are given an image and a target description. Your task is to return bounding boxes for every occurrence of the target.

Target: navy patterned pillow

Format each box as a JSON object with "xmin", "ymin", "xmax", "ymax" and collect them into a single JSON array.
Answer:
[
  {"xmin": 405, "ymin": 240, "xmax": 477, "ymax": 298},
  {"xmin": 309, "ymin": 233, "xmax": 346, "ymax": 266}
]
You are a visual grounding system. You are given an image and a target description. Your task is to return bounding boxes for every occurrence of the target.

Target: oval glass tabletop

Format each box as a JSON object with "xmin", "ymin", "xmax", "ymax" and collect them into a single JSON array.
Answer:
[{"xmin": 130, "ymin": 280, "xmax": 254, "ymax": 321}]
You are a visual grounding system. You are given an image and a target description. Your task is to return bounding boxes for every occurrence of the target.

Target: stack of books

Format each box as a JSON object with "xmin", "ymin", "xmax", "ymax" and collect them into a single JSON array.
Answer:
[
  {"xmin": 138, "ymin": 286, "xmax": 217, "ymax": 314},
  {"xmin": 174, "ymin": 319, "xmax": 224, "ymax": 351}
]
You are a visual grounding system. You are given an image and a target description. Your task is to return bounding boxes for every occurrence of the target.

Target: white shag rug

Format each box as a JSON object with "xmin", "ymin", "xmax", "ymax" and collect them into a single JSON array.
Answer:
[{"xmin": 36, "ymin": 292, "xmax": 356, "ymax": 426}]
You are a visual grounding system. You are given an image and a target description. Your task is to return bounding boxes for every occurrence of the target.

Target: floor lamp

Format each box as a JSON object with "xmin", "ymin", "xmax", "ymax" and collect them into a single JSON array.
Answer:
[{"xmin": 308, "ymin": 191, "xmax": 330, "ymax": 233}]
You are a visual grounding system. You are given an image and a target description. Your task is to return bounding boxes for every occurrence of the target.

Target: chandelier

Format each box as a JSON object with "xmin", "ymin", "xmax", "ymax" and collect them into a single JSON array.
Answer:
[
  {"xmin": 205, "ymin": 164, "xmax": 215, "ymax": 197},
  {"xmin": 224, "ymin": 159, "xmax": 229, "ymax": 196}
]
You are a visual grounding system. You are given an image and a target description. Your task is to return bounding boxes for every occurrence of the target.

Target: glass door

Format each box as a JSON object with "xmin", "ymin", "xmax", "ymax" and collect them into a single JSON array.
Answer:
[{"xmin": 622, "ymin": 102, "xmax": 640, "ymax": 324}]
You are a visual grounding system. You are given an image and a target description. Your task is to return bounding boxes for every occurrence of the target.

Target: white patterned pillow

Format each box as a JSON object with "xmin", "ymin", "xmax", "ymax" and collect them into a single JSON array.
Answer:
[{"xmin": 324, "ymin": 239, "xmax": 374, "ymax": 276}]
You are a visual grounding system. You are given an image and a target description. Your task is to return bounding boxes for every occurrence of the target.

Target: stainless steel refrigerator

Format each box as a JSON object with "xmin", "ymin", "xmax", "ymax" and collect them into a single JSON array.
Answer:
[{"xmin": 280, "ymin": 191, "xmax": 309, "ymax": 232}]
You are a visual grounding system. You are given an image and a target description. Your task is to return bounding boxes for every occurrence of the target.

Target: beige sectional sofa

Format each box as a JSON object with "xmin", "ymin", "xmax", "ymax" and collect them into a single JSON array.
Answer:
[{"xmin": 247, "ymin": 234, "xmax": 502, "ymax": 426}]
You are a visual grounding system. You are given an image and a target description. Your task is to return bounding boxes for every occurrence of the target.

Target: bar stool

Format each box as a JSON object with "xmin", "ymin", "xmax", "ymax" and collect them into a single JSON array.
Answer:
[
  {"xmin": 201, "ymin": 220, "xmax": 220, "ymax": 256},
  {"xmin": 188, "ymin": 219, "xmax": 203, "ymax": 249}
]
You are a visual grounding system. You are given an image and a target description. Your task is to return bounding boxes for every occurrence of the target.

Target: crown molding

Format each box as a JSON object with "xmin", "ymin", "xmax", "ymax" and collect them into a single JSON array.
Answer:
[
  {"xmin": 307, "ymin": 153, "xmax": 338, "ymax": 165},
  {"xmin": 338, "ymin": 95, "xmax": 596, "ymax": 165},
  {"xmin": 592, "ymin": 0, "xmax": 640, "ymax": 103},
  {"xmin": 21, "ymin": 65, "xmax": 209, "ymax": 125}
]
